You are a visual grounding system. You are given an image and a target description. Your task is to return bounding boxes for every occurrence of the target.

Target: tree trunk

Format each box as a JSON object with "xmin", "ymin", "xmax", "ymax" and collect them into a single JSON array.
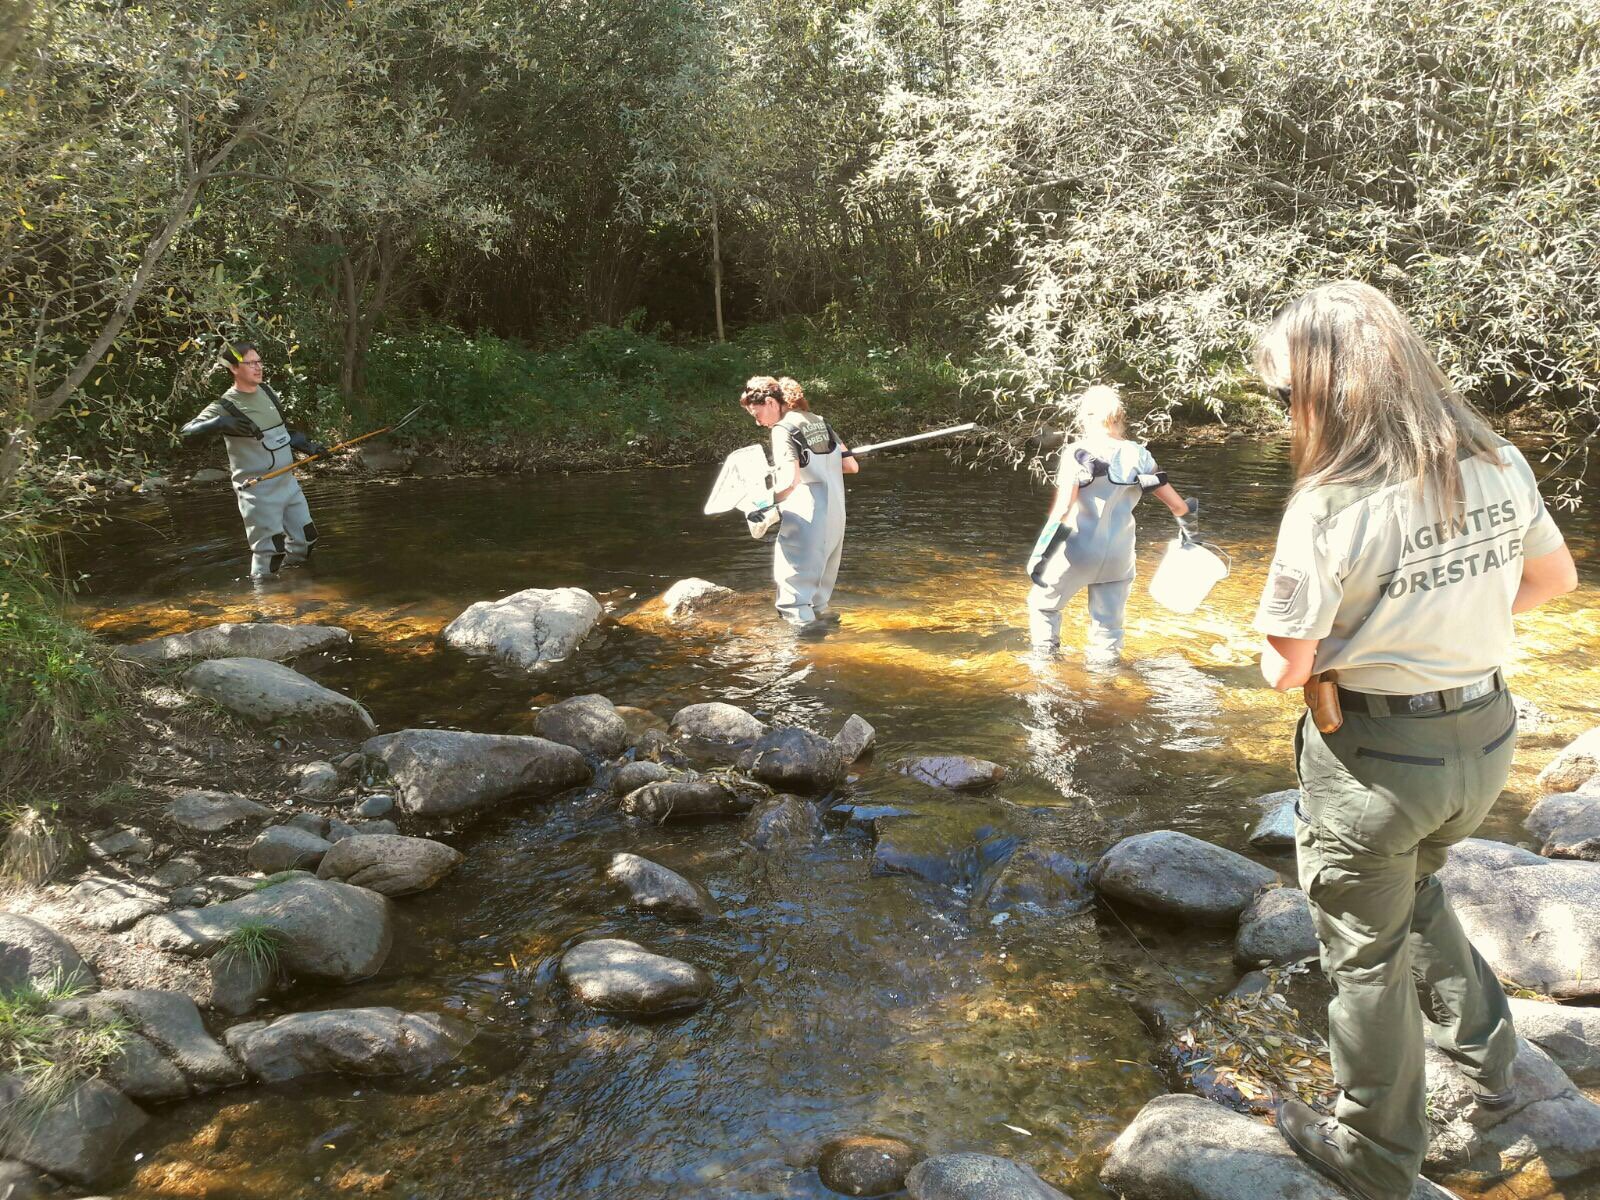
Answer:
[{"xmin": 710, "ymin": 198, "xmax": 725, "ymax": 343}]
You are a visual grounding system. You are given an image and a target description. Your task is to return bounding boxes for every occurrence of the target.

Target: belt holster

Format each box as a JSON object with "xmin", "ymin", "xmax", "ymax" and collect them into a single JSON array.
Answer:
[{"xmin": 1304, "ymin": 670, "xmax": 1343, "ymax": 734}]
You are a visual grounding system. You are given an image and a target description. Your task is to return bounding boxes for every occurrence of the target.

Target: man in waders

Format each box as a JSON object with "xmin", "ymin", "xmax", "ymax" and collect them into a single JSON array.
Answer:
[
  {"xmin": 181, "ymin": 342, "xmax": 325, "ymax": 579},
  {"xmin": 1253, "ymin": 281, "xmax": 1578, "ymax": 1200}
]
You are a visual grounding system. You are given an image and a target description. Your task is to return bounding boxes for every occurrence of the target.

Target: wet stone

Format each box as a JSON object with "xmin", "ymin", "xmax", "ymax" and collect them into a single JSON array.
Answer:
[
  {"xmin": 870, "ymin": 801, "xmax": 1020, "ymax": 891},
  {"xmin": 615, "ymin": 705, "xmax": 669, "ymax": 745},
  {"xmin": 1538, "ymin": 725, "xmax": 1600, "ymax": 794},
  {"xmin": 226, "ymin": 1007, "xmax": 469, "ymax": 1082},
  {"xmin": 740, "ymin": 727, "xmax": 845, "ymax": 795},
  {"xmin": 442, "ymin": 586, "xmax": 602, "ymax": 672},
  {"xmin": 0, "ymin": 1076, "xmax": 147, "ymax": 1187},
  {"xmin": 606, "ymin": 853, "xmax": 719, "ymax": 921},
  {"xmin": 116, "ymin": 622, "xmax": 350, "ymax": 666},
  {"xmin": 1234, "ymin": 887, "xmax": 1319, "ymax": 967},
  {"xmin": 818, "ymin": 1134, "xmax": 921, "ymax": 1197},
  {"xmin": 977, "ymin": 845, "xmax": 1093, "ymax": 914},
  {"xmin": 831, "ymin": 713, "xmax": 877, "ymax": 764},
  {"xmin": 315, "ymin": 834, "xmax": 463, "ymax": 896},
  {"xmin": 662, "ymin": 577, "xmax": 736, "ymax": 618},
  {"xmin": 669, "ymin": 701, "xmax": 768, "ymax": 744},
  {"xmin": 362, "ymin": 728, "xmax": 592, "ymax": 819},
  {"xmin": 1092, "ymin": 830, "xmax": 1277, "ymax": 926},
  {"xmin": 612, "ymin": 759, "xmax": 672, "ymax": 796},
  {"xmin": 746, "ymin": 794, "xmax": 822, "ymax": 852},
  {"xmin": 904, "ymin": 1152, "xmax": 1070, "ymax": 1199},
  {"xmin": 620, "ymin": 777, "xmax": 758, "ymax": 822},
  {"xmin": 896, "ymin": 754, "xmax": 1005, "ymax": 791},
  {"xmin": 1247, "ymin": 788, "xmax": 1300, "ymax": 852},
  {"xmin": 533, "ymin": 693, "xmax": 628, "ymax": 758},
  {"xmin": 559, "ymin": 938, "xmax": 712, "ymax": 1016}
]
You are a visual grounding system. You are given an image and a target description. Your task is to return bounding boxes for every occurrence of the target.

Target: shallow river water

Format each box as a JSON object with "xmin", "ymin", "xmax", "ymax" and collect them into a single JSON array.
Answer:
[{"xmin": 72, "ymin": 441, "xmax": 1600, "ymax": 1199}]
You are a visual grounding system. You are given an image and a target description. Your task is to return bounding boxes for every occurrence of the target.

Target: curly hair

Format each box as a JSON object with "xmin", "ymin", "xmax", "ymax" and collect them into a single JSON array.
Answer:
[
  {"xmin": 740, "ymin": 375, "xmax": 784, "ymax": 408},
  {"xmin": 777, "ymin": 376, "xmax": 809, "ymax": 412}
]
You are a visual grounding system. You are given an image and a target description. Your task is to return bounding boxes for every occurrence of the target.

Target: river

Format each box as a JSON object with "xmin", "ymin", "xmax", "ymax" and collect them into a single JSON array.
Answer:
[{"xmin": 70, "ymin": 440, "xmax": 1600, "ymax": 1199}]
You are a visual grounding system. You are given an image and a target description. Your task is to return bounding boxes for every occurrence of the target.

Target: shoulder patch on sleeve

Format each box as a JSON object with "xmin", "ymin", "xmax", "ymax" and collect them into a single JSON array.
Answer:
[{"xmin": 1265, "ymin": 562, "xmax": 1309, "ymax": 617}]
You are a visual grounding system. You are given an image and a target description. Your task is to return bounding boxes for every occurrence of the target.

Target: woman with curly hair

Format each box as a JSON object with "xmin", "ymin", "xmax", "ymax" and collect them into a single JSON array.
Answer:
[{"xmin": 740, "ymin": 375, "xmax": 859, "ymax": 624}]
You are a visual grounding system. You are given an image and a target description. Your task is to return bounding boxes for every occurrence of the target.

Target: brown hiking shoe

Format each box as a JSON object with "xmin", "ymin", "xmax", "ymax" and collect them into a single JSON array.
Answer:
[{"xmin": 1276, "ymin": 1099, "xmax": 1389, "ymax": 1200}]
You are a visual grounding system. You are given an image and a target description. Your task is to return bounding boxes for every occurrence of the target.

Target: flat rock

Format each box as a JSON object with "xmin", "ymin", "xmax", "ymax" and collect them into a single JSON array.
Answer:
[
  {"xmin": 620, "ymin": 777, "xmax": 758, "ymax": 822},
  {"xmin": 1438, "ymin": 838, "xmax": 1600, "ymax": 997},
  {"xmin": 442, "ymin": 586, "xmax": 601, "ymax": 671},
  {"xmin": 150, "ymin": 854, "xmax": 203, "ymax": 887},
  {"xmin": 905, "ymin": 1152, "xmax": 1070, "ymax": 1199},
  {"xmin": 1424, "ymin": 1036, "xmax": 1600, "ymax": 1185},
  {"xmin": 183, "ymin": 657, "xmax": 375, "ymax": 735},
  {"xmin": 1092, "ymin": 830, "xmax": 1277, "ymax": 925},
  {"xmin": 247, "ymin": 825, "xmax": 333, "ymax": 873},
  {"xmin": 135, "ymin": 876, "xmax": 392, "ymax": 983},
  {"xmin": 166, "ymin": 789, "xmax": 273, "ymax": 832},
  {"xmin": 0, "ymin": 913, "xmax": 94, "ymax": 994},
  {"xmin": 559, "ymin": 938, "xmax": 712, "ymax": 1015},
  {"xmin": 832, "ymin": 714, "xmax": 877, "ymax": 764},
  {"xmin": 1526, "ymin": 790, "xmax": 1600, "ymax": 861},
  {"xmin": 294, "ymin": 761, "xmax": 340, "ymax": 801},
  {"xmin": 896, "ymin": 754, "xmax": 1005, "ymax": 791},
  {"xmin": 612, "ymin": 760, "xmax": 672, "ymax": 796},
  {"xmin": 739, "ymin": 727, "xmax": 844, "ymax": 795},
  {"xmin": 746, "ymin": 795, "xmax": 822, "ymax": 852},
  {"xmin": 1100, "ymin": 1093, "xmax": 1451, "ymax": 1200},
  {"xmin": 225, "ymin": 1007, "xmax": 468, "ymax": 1082},
  {"xmin": 87, "ymin": 825, "xmax": 153, "ymax": 862},
  {"xmin": 52, "ymin": 988, "xmax": 243, "ymax": 1099},
  {"xmin": 315, "ymin": 834, "xmax": 463, "ymax": 896},
  {"xmin": 69, "ymin": 874, "xmax": 167, "ymax": 932},
  {"xmin": 661, "ymin": 577, "xmax": 736, "ymax": 618},
  {"xmin": 818, "ymin": 1134, "xmax": 921, "ymax": 1197},
  {"xmin": 0, "ymin": 1076, "xmax": 148, "ymax": 1186},
  {"xmin": 977, "ymin": 845, "xmax": 1092, "ymax": 914},
  {"xmin": 1507, "ymin": 998, "xmax": 1600, "ymax": 1086},
  {"xmin": 1234, "ymin": 887, "xmax": 1319, "ymax": 967},
  {"xmin": 1538, "ymin": 725, "xmax": 1600, "ymax": 793},
  {"xmin": 533, "ymin": 693, "xmax": 628, "ymax": 758},
  {"xmin": 669, "ymin": 702, "xmax": 768, "ymax": 744},
  {"xmin": 363, "ymin": 728, "xmax": 591, "ymax": 818},
  {"xmin": 606, "ymin": 853, "xmax": 719, "ymax": 921},
  {"xmin": 117, "ymin": 622, "xmax": 350, "ymax": 666}
]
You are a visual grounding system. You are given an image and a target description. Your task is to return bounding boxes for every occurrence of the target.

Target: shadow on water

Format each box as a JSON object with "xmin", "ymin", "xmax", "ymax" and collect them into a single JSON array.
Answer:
[{"xmin": 68, "ymin": 442, "xmax": 1600, "ymax": 1199}]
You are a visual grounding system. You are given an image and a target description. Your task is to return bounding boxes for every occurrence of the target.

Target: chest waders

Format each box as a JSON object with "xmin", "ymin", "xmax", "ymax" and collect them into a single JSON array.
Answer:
[
  {"xmin": 223, "ymin": 387, "xmax": 318, "ymax": 578},
  {"xmin": 772, "ymin": 415, "xmax": 846, "ymax": 624},
  {"xmin": 1286, "ymin": 677, "xmax": 1519, "ymax": 1200}
]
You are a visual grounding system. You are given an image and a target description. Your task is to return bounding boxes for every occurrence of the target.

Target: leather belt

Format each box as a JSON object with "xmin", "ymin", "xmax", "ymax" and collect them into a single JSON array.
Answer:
[{"xmin": 1336, "ymin": 669, "xmax": 1504, "ymax": 718}]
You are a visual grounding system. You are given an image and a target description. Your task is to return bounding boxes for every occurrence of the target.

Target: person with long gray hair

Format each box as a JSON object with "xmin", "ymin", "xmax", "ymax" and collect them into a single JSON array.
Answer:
[{"xmin": 1254, "ymin": 281, "xmax": 1577, "ymax": 1200}]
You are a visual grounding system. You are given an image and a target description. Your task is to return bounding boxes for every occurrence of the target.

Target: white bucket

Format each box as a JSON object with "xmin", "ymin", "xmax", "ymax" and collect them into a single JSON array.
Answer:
[{"xmin": 1148, "ymin": 538, "xmax": 1230, "ymax": 614}]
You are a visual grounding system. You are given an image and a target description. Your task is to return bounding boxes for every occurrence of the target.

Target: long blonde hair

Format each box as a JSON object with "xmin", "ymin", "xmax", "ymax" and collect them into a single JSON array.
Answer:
[
  {"xmin": 1074, "ymin": 384, "xmax": 1126, "ymax": 440},
  {"xmin": 1254, "ymin": 281, "xmax": 1501, "ymax": 513}
]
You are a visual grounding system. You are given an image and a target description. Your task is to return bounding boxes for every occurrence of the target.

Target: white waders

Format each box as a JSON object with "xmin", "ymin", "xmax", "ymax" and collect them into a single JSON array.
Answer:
[{"xmin": 772, "ymin": 412, "xmax": 847, "ymax": 624}]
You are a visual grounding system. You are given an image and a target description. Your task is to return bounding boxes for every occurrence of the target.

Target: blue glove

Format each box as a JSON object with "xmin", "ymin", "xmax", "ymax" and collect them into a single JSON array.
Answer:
[{"xmin": 1175, "ymin": 497, "xmax": 1199, "ymax": 543}]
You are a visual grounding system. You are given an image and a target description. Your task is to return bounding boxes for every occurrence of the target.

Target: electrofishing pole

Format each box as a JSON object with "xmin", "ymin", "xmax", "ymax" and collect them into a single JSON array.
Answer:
[
  {"xmin": 846, "ymin": 421, "xmax": 978, "ymax": 458},
  {"xmin": 240, "ymin": 401, "xmax": 429, "ymax": 490}
]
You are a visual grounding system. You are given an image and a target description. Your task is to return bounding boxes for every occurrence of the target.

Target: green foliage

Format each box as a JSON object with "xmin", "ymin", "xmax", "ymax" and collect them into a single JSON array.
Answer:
[
  {"xmin": 217, "ymin": 921, "xmax": 284, "ymax": 976},
  {"xmin": 0, "ymin": 972, "xmax": 128, "ymax": 1116},
  {"xmin": 249, "ymin": 873, "xmax": 300, "ymax": 893}
]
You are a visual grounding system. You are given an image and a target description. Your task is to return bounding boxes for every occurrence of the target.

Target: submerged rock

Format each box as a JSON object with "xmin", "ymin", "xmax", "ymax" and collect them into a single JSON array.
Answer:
[
  {"xmin": 620, "ymin": 777, "xmax": 758, "ymax": 822},
  {"xmin": 896, "ymin": 754, "xmax": 1005, "ymax": 791},
  {"xmin": 746, "ymin": 794, "xmax": 822, "ymax": 852},
  {"xmin": 315, "ymin": 833, "xmax": 463, "ymax": 896},
  {"xmin": 870, "ymin": 800, "xmax": 1019, "ymax": 891},
  {"xmin": 606, "ymin": 853, "xmax": 719, "ymax": 921},
  {"xmin": 533, "ymin": 693, "xmax": 628, "ymax": 758},
  {"xmin": 1101, "ymin": 1093, "xmax": 1451, "ymax": 1200},
  {"xmin": 559, "ymin": 938, "xmax": 712, "ymax": 1015},
  {"xmin": 363, "ymin": 728, "xmax": 591, "ymax": 818},
  {"xmin": 740, "ymin": 727, "xmax": 844, "ymax": 795},
  {"xmin": 1438, "ymin": 838, "xmax": 1600, "ymax": 997},
  {"xmin": 116, "ymin": 621, "xmax": 350, "ymax": 666},
  {"xmin": 1508, "ymin": 997, "xmax": 1600, "ymax": 1086},
  {"xmin": 183, "ymin": 657, "xmax": 375, "ymax": 735},
  {"xmin": 247, "ymin": 825, "xmax": 333, "ymax": 873},
  {"xmin": 0, "ymin": 913, "xmax": 94, "ymax": 994},
  {"xmin": 166, "ymin": 789, "xmax": 273, "ymax": 832},
  {"xmin": 905, "ymin": 1152, "xmax": 1070, "ymax": 1199},
  {"xmin": 135, "ymin": 877, "xmax": 392, "ymax": 983},
  {"xmin": 69, "ymin": 874, "xmax": 168, "ymax": 932},
  {"xmin": 0, "ymin": 1076, "xmax": 148, "ymax": 1186},
  {"xmin": 661, "ymin": 577, "xmax": 736, "ymax": 618},
  {"xmin": 832, "ymin": 714, "xmax": 877, "ymax": 764},
  {"xmin": 1526, "ymin": 789, "xmax": 1600, "ymax": 861},
  {"xmin": 1092, "ymin": 830, "xmax": 1277, "ymax": 926},
  {"xmin": 1233, "ymin": 887, "xmax": 1318, "ymax": 967},
  {"xmin": 1537, "ymin": 725, "xmax": 1600, "ymax": 793},
  {"xmin": 818, "ymin": 1134, "xmax": 921, "ymax": 1197},
  {"xmin": 977, "ymin": 845, "xmax": 1093, "ymax": 914},
  {"xmin": 441, "ymin": 586, "xmax": 601, "ymax": 672},
  {"xmin": 669, "ymin": 702, "xmax": 768, "ymax": 744},
  {"xmin": 225, "ymin": 1007, "xmax": 469, "ymax": 1082}
]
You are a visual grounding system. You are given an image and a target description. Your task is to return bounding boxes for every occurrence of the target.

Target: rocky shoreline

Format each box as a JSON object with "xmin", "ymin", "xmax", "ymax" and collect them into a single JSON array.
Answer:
[{"xmin": 5, "ymin": 585, "xmax": 1600, "ymax": 1199}]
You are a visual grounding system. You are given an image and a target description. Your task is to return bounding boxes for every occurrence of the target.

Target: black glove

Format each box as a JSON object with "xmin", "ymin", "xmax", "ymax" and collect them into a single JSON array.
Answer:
[
  {"xmin": 1175, "ymin": 497, "xmax": 1199, "ymax": 543},
  {"xmin": 179, "ymin": 407, "xmax": 261, "ymax": 441},
  {"xmin": 289, "ymin": 430, "xmax": 328, "ymax": 457}
]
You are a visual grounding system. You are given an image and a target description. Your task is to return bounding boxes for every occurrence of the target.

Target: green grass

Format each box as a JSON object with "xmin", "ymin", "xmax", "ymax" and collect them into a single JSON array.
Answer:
[
  {"xmin": 216, "ymin": 921, "xmax": 285, "ymax": 976},
  {"xmin": 0, "ymin": 972, "xmax": 128, "ymax": 1115},
  {"xmin": 249, "ymin": 872, "xmax": 301, "ymax": 893}
]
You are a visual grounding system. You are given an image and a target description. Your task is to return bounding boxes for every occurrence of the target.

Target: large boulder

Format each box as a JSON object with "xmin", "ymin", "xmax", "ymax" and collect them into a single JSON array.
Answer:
[
  {"xmin": 183, "ymin": 657, "xmax": 375, "ymax": 735},
  {"xmin": 1526, "ymin": 790, "xmax": 1600, "ymax": 861},
  {"xmin": 620, "ymin": 777, "xmax": 759, "ymax": 822},
  {"xmin": 1508, "ymin": 998, "xmax": 1600, "ymax": 1086},
  {"xmin": 1100, "ymin": 1093, "xmax": 1451, "ymax": 1200},
  {"xmin": 441, "ymin": 587, "xmax": 601, "ymax": 671},
  {"xmin": 1437, "ymin": 838, "xmax": 1600, "ymax": 997},
  {"xmin": 818, "ymin": 1135, "xmax": 921, "ymax": 1198},
  {"xmin": 905, "ymin": 1152, "xmax": 1071, "ymax": 1199},
  {"xmin": 225, "ymin": 1008, "xmax": 468, "ymax": 1082},
  {"xmin": 247, "ymin": 825, "xmax": 333, "ymax": 873},
  {"xmin": 559, "ymin": 938, "xmax": 712, "ymax": 1016},
  {"xmin": 533, "ymin": 694, "xmax": 628, "ymax": 758},
  {"xmin": 977, "ymin": 846, "xmax": 1093, "ymax": 914},
  {"xmin": 661, "ymin": 578, "xmax": 736, "ymax": 619},
  {"xmin": 896, "ymin": 754, "xmax": 1006, "ymax": 792},
  {"xmin": 134, "ymin": 877, "xmax": 392, "ymax": 983},
  {"xmin": 746, "ymin": 795, "xmax": 823, "ymax": 852},
  {"xmin": 363, "ymin": 728, "xmax": 591, "ymax": 819},
  {"xmin": 51, "ymin": 988, "xmax": 243, "ymax": 1100},
  {"xmin": 606, "ymin": 853, "xmax": 719, "ymax": 921},
  {"xmin": 69, "ymin": 874, "xmax": 167, "ymax": 932},
  {"xmin": 1538, "ymin": 726, "xmax": 1600, "ymax": 793},
  {"xmin": 740, "ymin": 727, "xmax": 845, "ymax": 795},
  {"xmin": 116, "ymin": 622, "xmax": 350, "ymax": 666},
  {"xmin": 1424, "ymin": 1036, "xmax": 1600, "ymax": 1186},
  {"xmin": 166, "ymin": 789, "xmax": 273, "ymax": 832},
  {"xmin": 0, "ymin": 913, "xmax": 93, "ymax": 994},
  {"xmin": 1092, "ymin": 831, "xmax": 1278, "ymax": 925},
  {"xmin": 1234, "ymin": 887, "xmax": 1319, "ymax": 967},
  {"xmin": 0, "ymin": 1076, "xmax": 148, "ymax": 1186},
  {"xmin": 316, "ymin": 834, "xmax": 463, "ymax": 896},
  {"xmin": 669, "ymin": 702, "xmax": 767, "ymax": 744}
]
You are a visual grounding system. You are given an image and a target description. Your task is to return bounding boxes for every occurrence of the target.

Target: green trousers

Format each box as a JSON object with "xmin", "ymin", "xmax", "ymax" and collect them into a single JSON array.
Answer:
[{"xmin": 1294, "ymin": 688, "xmax": 1521, "ymax": 1200}]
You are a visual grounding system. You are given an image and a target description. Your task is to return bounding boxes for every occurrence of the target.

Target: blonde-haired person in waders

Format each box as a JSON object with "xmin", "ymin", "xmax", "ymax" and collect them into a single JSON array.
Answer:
[
  {"xmin": 1026, "ymin": 384, "xmax": 1195, "ymax": 665},
  {"xmin": 180, "ymin": 342, "xmax": 326, "ymax": 579},
  {"xmin": 740, "ymin": 375, "xmax": 859, "ymax": 625},
  {"xmin": 1255, "ymin": 281, "xmax": 1577, "ymax": 1200}
]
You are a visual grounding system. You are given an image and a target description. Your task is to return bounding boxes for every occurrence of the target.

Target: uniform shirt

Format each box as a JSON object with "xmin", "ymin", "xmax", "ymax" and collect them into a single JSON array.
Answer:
[
  {"xmin": 1254, "ymin": 440, "xmax": 1565, "ymax": 694},
  {"xmin": 188, "ymin": 385, "xmax": 294, "ymax": 486}
]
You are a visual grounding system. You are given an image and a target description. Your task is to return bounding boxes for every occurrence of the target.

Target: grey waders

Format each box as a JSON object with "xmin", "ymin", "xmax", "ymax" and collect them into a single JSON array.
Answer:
[{"xmin": 771, "ymin": 411, "xmax": 847, "ymax": 624}]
